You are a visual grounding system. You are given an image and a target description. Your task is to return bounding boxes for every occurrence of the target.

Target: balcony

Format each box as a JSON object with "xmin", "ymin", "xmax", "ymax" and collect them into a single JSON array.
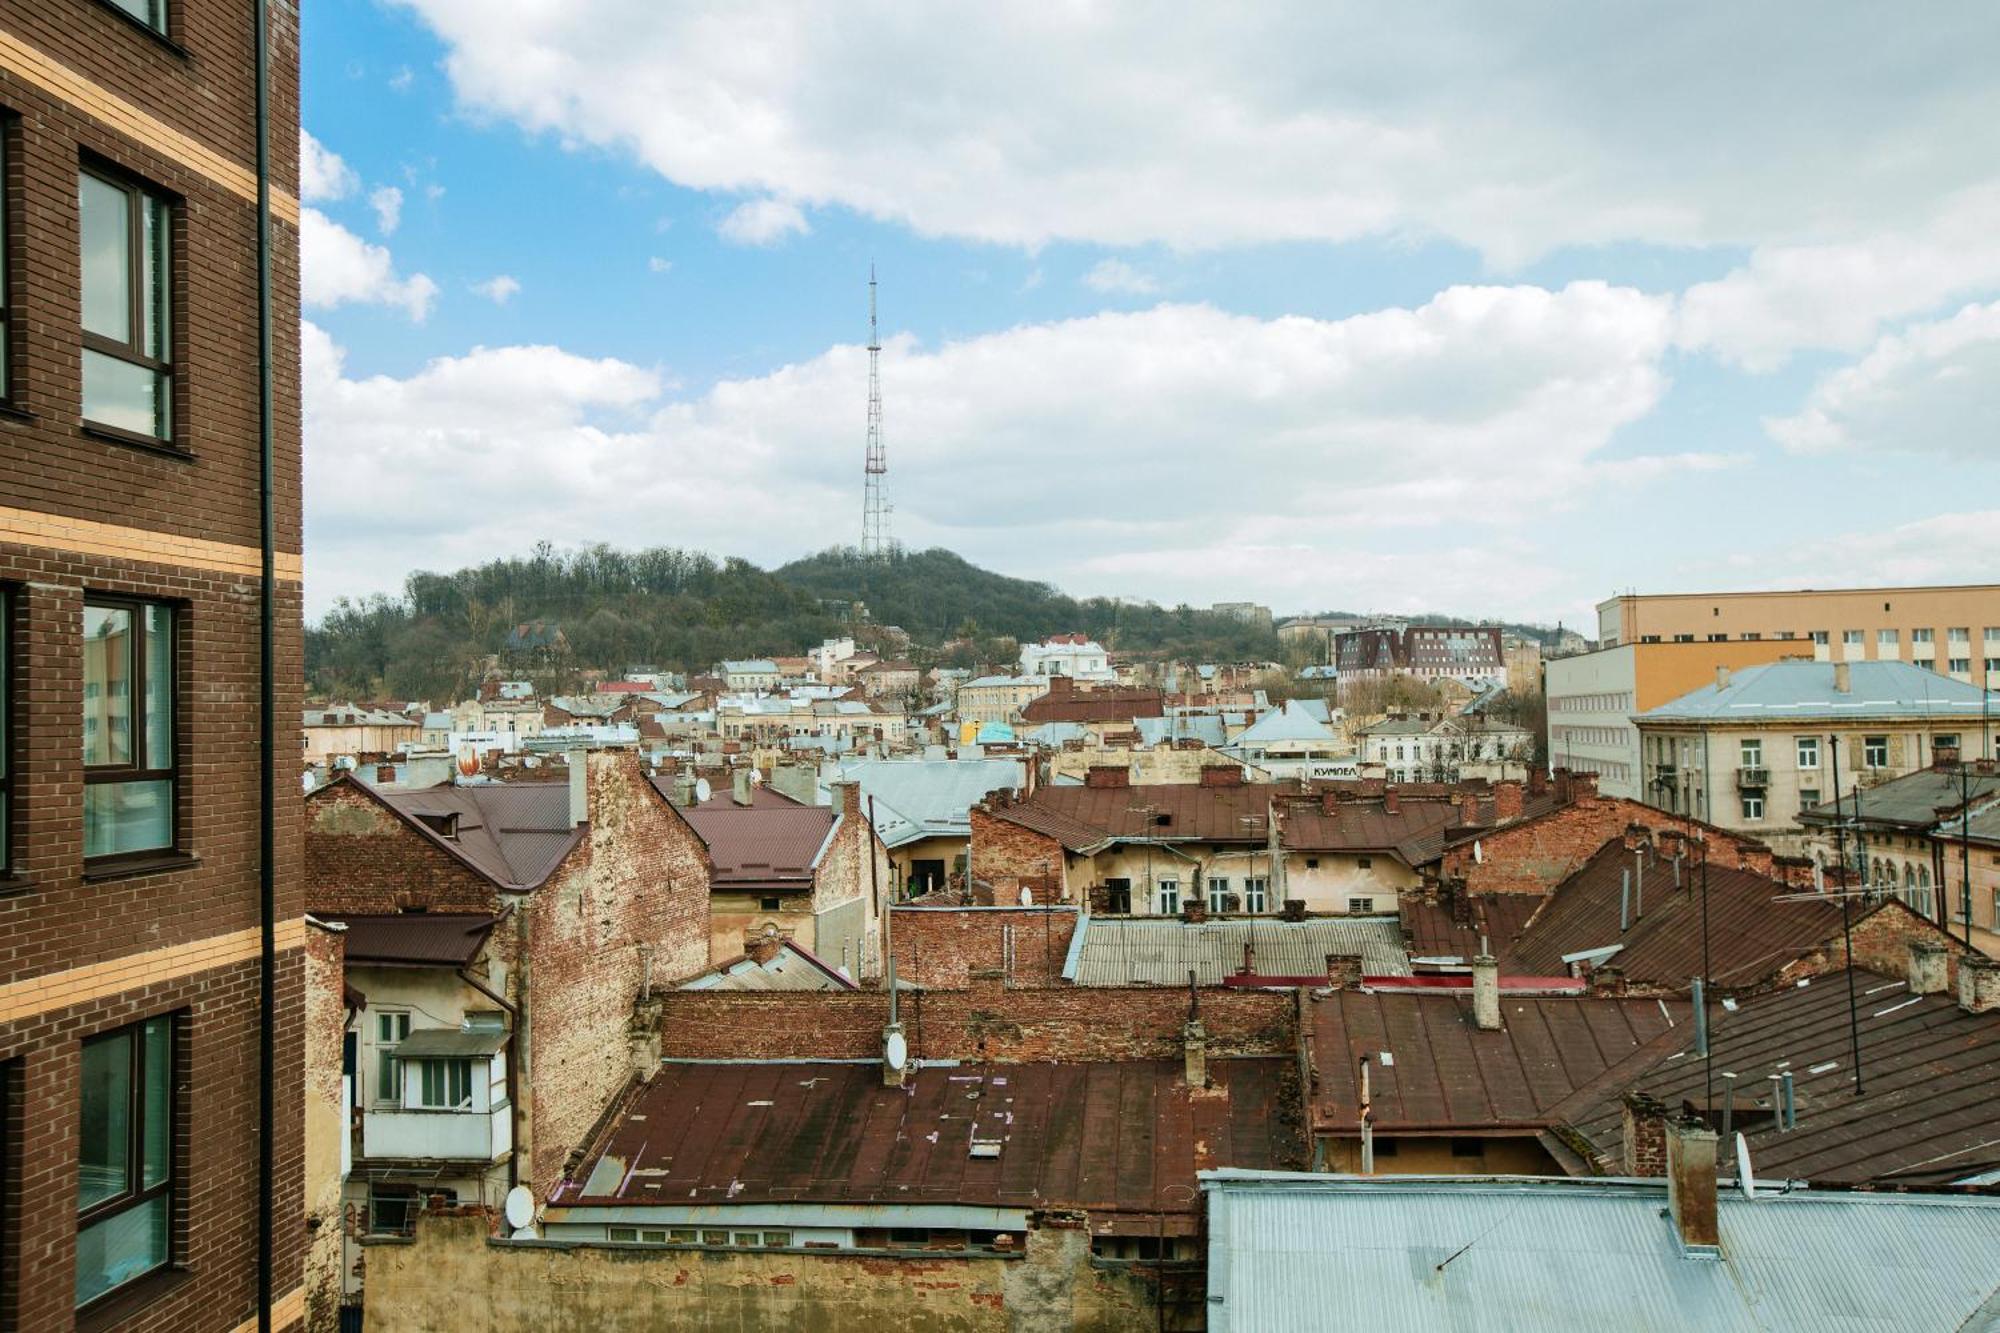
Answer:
[
  {"xmin": 363, "ymin": 1104, "xmax": 511, "ymax": 1162},
  {"xmin": 1736, "ymin": 766, "xmax": 1770, "ymax": 789}
]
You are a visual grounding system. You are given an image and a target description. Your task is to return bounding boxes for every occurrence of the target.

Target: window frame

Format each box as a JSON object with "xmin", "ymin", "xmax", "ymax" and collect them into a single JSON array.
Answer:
[
  {"xmin": 415, "ymin": 1057, "xmax": 474, "ymax": 1112},
  {"xmin": 81, "ymin": 595, "xmax": 179, "ymax": 865},
  {"xmin": 1795, "ymin": 736, "xmax": 1819, "ymax": 770},
  {"xmin": 93, "ymin": 0, "xmax": 173, "ymax": 41},
  {"xmin": 1863, "ymin": 736, "xmax": 1890, "ymax": 769},
  {"xmin": 75, "ymin": 1014, "xmax": 177, "ymax": 1313},
  {"xmin": 1740, "ymin": 794, "xmax": 1764, "ymax": 821},
  {"xmin": 0, "ymin": 587, "xmax": 12, "ymax": 877},
  {"xmin": 78, "ymin": 163, "xmax": 175, "ymax": 449},
  {"xmin": 374, "ymin": 1011, "xmax": 410, "ymax": 1108},
  {"xmin": 1243, "ymin": 876, "xmax": 1268, "ymax": 913}
]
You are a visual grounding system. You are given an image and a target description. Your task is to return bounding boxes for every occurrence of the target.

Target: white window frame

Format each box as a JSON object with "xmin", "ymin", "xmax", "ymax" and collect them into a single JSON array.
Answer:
[
  {"xmin": 1741, "ymin": 794, "xmax": 1764, "ymax": 821},
  {"xmin": 1156, "ymin": 878, "xmax": 1179, "ymax": 916},
  {"xmin": 374, "ymin": 1010, "xmax": 410, "ymax": 1108},
  {"xmin": 1796, "ymin": 736, "xmax": 1819, "ymax": 769},
  {"xmin": 1243, "ymin": 877, "xmax": 1268, "ymax": 913}
]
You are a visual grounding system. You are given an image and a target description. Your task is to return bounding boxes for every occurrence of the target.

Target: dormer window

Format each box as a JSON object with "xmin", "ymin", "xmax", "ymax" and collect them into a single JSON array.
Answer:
[{"xmin": 415, "ymin": 811, "xmax": 460, "ymax": 840}]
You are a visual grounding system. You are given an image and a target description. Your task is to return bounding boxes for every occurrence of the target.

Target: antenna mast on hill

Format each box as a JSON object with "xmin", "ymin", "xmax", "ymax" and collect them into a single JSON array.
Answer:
[{"xmin": 861, "ymin": 265, "xmax": 891, "ymax": 559}]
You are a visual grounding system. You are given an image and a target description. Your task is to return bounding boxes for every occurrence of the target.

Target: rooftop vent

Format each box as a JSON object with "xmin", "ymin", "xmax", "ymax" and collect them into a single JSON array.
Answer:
[{"xmin": 968, "ymin": 1140, "xmax": 1002, "ymax": 1159}]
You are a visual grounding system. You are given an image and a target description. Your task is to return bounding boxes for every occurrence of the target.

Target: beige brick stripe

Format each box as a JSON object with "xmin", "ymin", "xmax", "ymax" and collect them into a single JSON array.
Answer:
[
  {"xmin": 228, "ymin": 1285, "xmax": 307, "ymax": 1333},
  {"xmin": 0, "ymin": 506, "xmax": 303, "ymax": 582},
  {"xmin": 0, "ymin": 28, "xmax": 301, "ymax": 226},
  {"xmin": 0, "ymin": 917, "xmax": 306, "ymax": 1025}
]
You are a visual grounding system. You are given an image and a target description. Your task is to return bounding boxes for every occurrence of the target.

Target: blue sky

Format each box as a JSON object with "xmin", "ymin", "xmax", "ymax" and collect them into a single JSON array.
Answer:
[{"xmin": 299, "ymin": 3, "xmax": 2000, "ymax": 630}]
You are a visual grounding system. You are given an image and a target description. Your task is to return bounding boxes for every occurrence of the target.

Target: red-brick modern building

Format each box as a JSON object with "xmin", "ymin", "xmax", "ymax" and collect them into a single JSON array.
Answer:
[{"xmin": 0, "ymin": 1, "xmax": 303, "ymax": 1328}]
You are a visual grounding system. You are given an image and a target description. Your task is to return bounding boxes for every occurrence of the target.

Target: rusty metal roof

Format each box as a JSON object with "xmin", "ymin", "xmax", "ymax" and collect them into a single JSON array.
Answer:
[
  {"xmin": 676, "ymin": 795, "xmax": 836, "ymax": 889},
  {"xmin": 1506, "ymin": 838, "xmax": 1851, "ymax": 991},
  {"xmin": 1280, "ymin": 796, "xmax": 1469, "ymax": 863},
  {"xmin": 337, "ymin": 779, "xmax": 584, "ymax": 891},
  {"xmin": 1398, "ymin": 895, "xmax": 1544, "ymax": 962},
  {"xmin": 559, "ymin": 1057, "xmax": 1297, "ymax": 1232},
  {"xmin": 1555, "ymin": 969, "xmax": 2000, "ymax": 1185},
  {"xmin": 990, "ymin": 783, "xmax": 1277, "ymax": 851},
  {"xmin": 1019, "ymin": 685, "xmax": 1167, "ymax": 725},
  {"xmin": 323, "ymin": 913, "xmax": 497, "ymax": 967},
  {"xmin": 1308, "ymin": 988, "xmax": 1684, "ymax": 1134}
]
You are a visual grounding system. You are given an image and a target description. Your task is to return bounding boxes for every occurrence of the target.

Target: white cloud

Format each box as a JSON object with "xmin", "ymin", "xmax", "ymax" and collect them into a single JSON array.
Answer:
[
  {"xmin": 1082, "ymin": 259, "xmax": 1158, "ymax": 295},
  {"xmin": 303, "ymin": 281, "xmax": 1680, "ymax": 618},
  {"xmin": 471, "ymin": 274, "xmax": 521, "ymax": 304},
  {"xmin": 390, "ymin": 65, "xmax": 415, "ymax": 92},
  {"xmin": 1765, "ymin": 300, "xmax": 2000, "ymax": 456},
  {"xmin": 716, "ymin": 197, "xmax": 809, "ymax": 246},
  {"xmin": 299, "ymin": 130, "xmax": 357, "ymax": 203},
  {"xmin": 648, "ymin": 256, "xmax": 673, "ymax": 274},
  {"xmin": 1720, "ymin": 510, "xmax": 2000, "ymax": 593},
  {"xmin": 395, "ymin": 1, "xmax": 2000, "ymax": 263},
  {"xmin": 300, "ymin": 207, "xmax": 440, "ymax": 321},
  {"xmin": 1677, "ymin": 188, "xmax": 2000, "ymax": 370},
  {"xmin": 369, "ymin": 185, "xmax": 405, "ymax": 236}
]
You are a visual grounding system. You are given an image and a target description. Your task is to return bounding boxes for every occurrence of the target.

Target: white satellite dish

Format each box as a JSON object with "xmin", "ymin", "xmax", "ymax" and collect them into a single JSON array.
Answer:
[
  {"xmin": 504, "ymin": 1184, "xmax": 536, "ymax": 1230},
  {"xmin": 1018, "ymin": 886, "xmax": 1033, "ymax": 906},
  {"xmin": 884, "ymin": 1028, "xmax": 908, "ymax": 1071},
  {"xmin": 694, "ymin": 778, "xmax": 713, "ymax": 803},
  {"xmin": 1735, "ymin": 1132, "xmax": 1756, "ymax": 1199},
  {"xmin": 511, "ymin": 1224, "xmax": 539, "ymax": 1241}
]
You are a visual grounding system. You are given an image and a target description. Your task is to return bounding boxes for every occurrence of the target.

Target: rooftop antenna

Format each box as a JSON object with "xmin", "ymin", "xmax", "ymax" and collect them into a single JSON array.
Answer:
[{"xmin": 861, "ymin": 265, "xmax": 890, "ymax": 559}]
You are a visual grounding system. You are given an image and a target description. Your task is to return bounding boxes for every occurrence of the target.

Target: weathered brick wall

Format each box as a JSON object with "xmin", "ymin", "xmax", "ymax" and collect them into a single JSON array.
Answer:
[
  {"xmin": 304, "ymin": 780, "xmax": 502, "ymax": 915},
  {"xmin": 655, "ymin": 979, "xmax": 1294, "ymax": 1065},
  {"xmin": 891, "ymin": 907, "xmax": 1079, "ymax": 989},
  {"xmin": 520, "ymin": 752, "xmax": 714, "ymax": 1196},
  {"xmin": 1443, "ymin": 797, "xmax": 1775, "ymax": 895},
  {"xmin": 813, "ymin": 782, "xmax": 894, "ymax": 979},
  {"xmin": 303, "ymin": 922, "xmax": 349, "ymax": 1333},
  {"xmin": 969, "ymin": 805, "xmax": 1071, "ymax": 906},
  {"xmin": 1772, "ymin": 900, "xmax": 1972, "ymax": 993}
]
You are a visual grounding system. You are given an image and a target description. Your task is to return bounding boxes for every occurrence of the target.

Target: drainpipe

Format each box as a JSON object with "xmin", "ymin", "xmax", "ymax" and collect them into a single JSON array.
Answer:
[
  {"xmin": 253, "ymin": 0, "xmax": 276, "ymax": 1326},
  {"xmin": 457, "ymin": 955, "xmax": 521, "ymax": 1193}
]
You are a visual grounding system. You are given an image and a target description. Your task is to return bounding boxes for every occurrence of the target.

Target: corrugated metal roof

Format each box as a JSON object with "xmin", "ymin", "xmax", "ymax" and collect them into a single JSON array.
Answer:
[
  {"xmin": 376, "ymin": 783, "xmax": 583, "ymax": 890},
  {"xmin": 322, "ymin": 913, "xmax": 497, "ymax": 966},
  {"xmin": 561, "ymin": 1057, "xmax": 1297, "ymax": 1232},
  {"xmin": 679, "ymin": 943, "xmax": 855, "ymax": 992},
  {"xmin": 1069, "ymin": 917, "xmax": 1411, "ymax": 986},
  {"xmin": 1309, "ymin": 989, "xmax": 1682, "ymax": 1133},
  {"xmin": 1020, "ymin": 684, "xmax": 1166, "ymax": 725},
  {"xmin": 1556, "ymin": 969, "xmax": 2000, "ymax": 1185},
  {"xmin": 1638, "ymin": 659, "xmax": 2000, "ymax": 722},
  {"xmin": 1398, "ymin": 894, "xmax": 1544, "ymax": 962},
  {"xmin": 992, "ymin": 783, "xmax": 1276, "ymax": 850},
  {"xmin": 830, "ymin": 758, "xmax": 1024, "ymax": 844},
  {"xmin": 1204, "ymin": 1172, "xmax": 2000, "ymax": 1333}
]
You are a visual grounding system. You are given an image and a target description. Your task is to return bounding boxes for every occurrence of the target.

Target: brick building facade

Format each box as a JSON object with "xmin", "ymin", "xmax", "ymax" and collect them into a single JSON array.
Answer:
[{"xmin": 0, "ymin": 2, "xmax": 305, "ymax": 1329}]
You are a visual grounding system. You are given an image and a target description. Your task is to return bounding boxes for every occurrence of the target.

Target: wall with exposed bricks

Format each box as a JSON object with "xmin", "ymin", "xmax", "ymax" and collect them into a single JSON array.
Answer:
[
  {"xmin": 891, "ymin": 907, "xmax": 1079, "ymax": 989},
  {"xmin": 968, "ymin": 805, "xmax": 1072, "ymax": 906},
  {"xmin": 1441, "ymin": 796, "xmax": 1778, "ymax": 895},
  {"xmin": 303, "ymin": 922, "xmax": 348, "ymax": 1333}
]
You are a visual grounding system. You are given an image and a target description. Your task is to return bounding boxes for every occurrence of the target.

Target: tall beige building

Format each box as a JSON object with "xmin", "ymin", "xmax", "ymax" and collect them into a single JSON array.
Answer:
[{"xmin": 1597, "ymin": 586, "xmax": 2000, "ymax": 687}]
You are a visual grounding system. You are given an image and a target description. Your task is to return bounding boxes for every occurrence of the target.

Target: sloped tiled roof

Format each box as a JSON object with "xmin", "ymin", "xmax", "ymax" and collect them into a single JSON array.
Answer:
[{"xmin": 376, "ymin": 782, "xmax": 584, "ymax": 890}]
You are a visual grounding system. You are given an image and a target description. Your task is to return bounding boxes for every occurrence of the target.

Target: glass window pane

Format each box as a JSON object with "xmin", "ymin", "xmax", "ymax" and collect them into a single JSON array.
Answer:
[
  {"xmin": 141, "ymin": 194, "xmax": 168, "ymax": 361},
  {"xmin": 141, "ymin": 1017, "xmax": 171, "ymax": 1189},
  {"xmin": 79, "ymin": 175, "xmax": 132, "ymax": 343},
  {"xmin": 75, "ymin": 1194, "xmax": 168, "ymax": 1307},
  {"xmin": 83, "ymin": 779, "xmax": 173, "ymax": 858},
  {"xmin": 144, "ymin": 605, "xmax": 173, "ymax": 769},
  {"xmin": 79, "ymin": 1033, "xmax": 132, "ymax": 1212},
  {"xmin": 1, "ymin": 604, "xmax": 8, "ymax": 778},
  {"xmin": 82, "ymin": 349, "xmax": 166, "ymax": 440},
  {"xmin": 83, "ymin": 605, "xmax": 133, "ymax": 767}
]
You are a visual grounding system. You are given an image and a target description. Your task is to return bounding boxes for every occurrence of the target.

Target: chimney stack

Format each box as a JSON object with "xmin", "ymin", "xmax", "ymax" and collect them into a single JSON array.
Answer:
[
  {"xmin": 1833, "ymin": 661, "xmax": 1852, "ymax": 694},
  {"xmin": 1183, "ymin": 1015, "xmax": 1208, "ymax": 1088},
  {"xmin": 1492, "ymin": 780, "xmax": 1525, "ymax": 821},
  {"xmin": 1620, "ymin": 1091, "xmax": 1669, "ymax": 1176},
  {"xmin": 1383, "ymin": 787, "xmax": 1401, "ymax": 815},
  {"xmin": 732, "ymin": 766, "xmax": 753, "ymax": 806},
  {"xmin": 1665, "ymin": 1116, "xmax": 1720, "ymax": 1253},
  {"xmin": 1908, "ymin": 939, "xmax": 1950, "ymax": 996},
  {"xmin": 1957, "ymin": 954, "xmax": 2000, "ymax": 1014},
  {"xmin": 1715, "ymin": 665, "xmax": 1732, "ymax": 690},
  {"xmin": 1471, "ymin": 952, "xmax": 1501, "ymax": 1031},
  {"xmin": 745, "ymin": 927, "xmax": 784, "ymax": 965},
  {"xmin": 567, "ymin": 748, "xmax": 589, "ymax": 827}
]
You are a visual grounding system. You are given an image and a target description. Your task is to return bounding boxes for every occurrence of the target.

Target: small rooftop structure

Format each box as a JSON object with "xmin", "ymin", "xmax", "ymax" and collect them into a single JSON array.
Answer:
[
  {"xmin": 1065, "ymin": 915, "xmax": 1411, "ymax": 986},
  {"xmin": 678, "ymin": 939, "xmax": 855, "ymax": 992}
]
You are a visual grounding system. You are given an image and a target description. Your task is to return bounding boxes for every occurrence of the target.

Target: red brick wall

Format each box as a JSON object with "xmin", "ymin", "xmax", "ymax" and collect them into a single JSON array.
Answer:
[
  {"xmin": 304, "ymin": 780, "xmax": 502, "ymax": 916},
  {"xmin": 302, "ymin": 923, "xmax": 348, "ymax": 1333},
  {"xmin": 653, "ymin": 980, "xmax": 1295, "ymax": 1064},
  {"xmin": 890, "ymin": 907, "xmax": 1079, "ymax": 988},
  {"xmin": 1772, "ymin": 899, "xmax": 1971, "ymax": 993},
  {"xmin": 1443, "ymin": 797, "xmax": 1775, "ymax": 895},
  {"xmin": 968, "ymin": 805, "xmax": 1069, "ymax": 906}
]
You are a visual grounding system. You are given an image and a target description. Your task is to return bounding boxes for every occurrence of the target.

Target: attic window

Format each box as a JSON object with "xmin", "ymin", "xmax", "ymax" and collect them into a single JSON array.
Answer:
[
  {"xmin": 1154, "ymin": 813, "xmax": 1172, "ymax": 828},
  {"xmin": 414, "ymin": 811, "xmax": 460, "ymax": 840}
]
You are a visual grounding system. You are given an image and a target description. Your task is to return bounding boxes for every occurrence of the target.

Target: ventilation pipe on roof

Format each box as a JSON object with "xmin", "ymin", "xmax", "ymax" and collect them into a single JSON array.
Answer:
[
  {"xmin": 1957, "ymin": 955, "xmax": 2000, "ymax": 1014},
  {"xmin": 1472, "ymin": 951, "xmax": 1501, "ymax": 1031},
  {"xmin": 1665, "ymin": 1116, "xmax": 1720, "ymax": 1253},
  {"xmin": 568, "ymin": 749, "xmax": 589, "ymax": 826},
  {"xmin": 1833, "ymin": 661, "xmax": 1852, "ymax": 694},
  {"xmin": 1909, "ymin": 939, "xmax": 1950, "ymax": 995}
]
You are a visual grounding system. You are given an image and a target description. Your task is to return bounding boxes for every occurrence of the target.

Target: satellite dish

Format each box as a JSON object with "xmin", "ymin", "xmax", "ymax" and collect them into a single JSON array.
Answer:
[
  {"xmin": 1018, "ymin": 886, "xmax": 1034, "ymax": 906},
  {"xmin": 694, "ymin": 778, "xmax": 713, "ymax": 803},
  {"xmin": 884, "ymin": 1028, "xmax": 908, "ymax": 1071},
  {"xmin": 1735, "ymin": 1132, "xmax": 1756, "ymax": 1199},
  {"xmin": 748, "ymin": 768, "xmax": 763, "ymax": 786},
  {"xmin": 504, "ymin": 1185, "xmax": 536, "ymax": 1230},
  {"xmin": 511, "ymin": 1224, "xmax": 539, "ymax": 1241}
]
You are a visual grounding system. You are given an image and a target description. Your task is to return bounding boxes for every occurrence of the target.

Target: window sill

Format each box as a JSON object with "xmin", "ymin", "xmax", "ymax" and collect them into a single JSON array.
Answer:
[
  {"xmin": 82, "ymin": 851, "xmax": 200, "ymax": 883},
  {"xmin": 87, "ymin": 0, "xmax": 193, "ymax": 59},
  {"xmin": 0, "ymin": 874, "xmax": 33, "ymax": 899},
  {"xmin": 76, "ymin": 1265, "xmax": 191, "ymax": 1333},
  {"xmin": 0, "ymin": 401, "xmax": 34, "ymax": 425},
  {"xmin": 82, "ymin": 422, "xmax": 193, "ymax": 462}
]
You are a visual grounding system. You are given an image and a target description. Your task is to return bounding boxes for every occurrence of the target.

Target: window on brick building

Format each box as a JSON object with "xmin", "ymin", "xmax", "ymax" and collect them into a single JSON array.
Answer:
[
  {"xmin": 82, "ymin": 599, "xmax": 176, "ymax": 861},
  {"xmin": 80, "ymin": 167, "xmax": 173, "ymax": 444},
  {"xmin": 102, "ymin": 0, "xmax": 169, "ymax": 35},
  {"xmin": 76, "ymin": 1014, "xmax": 175, "ymax": 1310},
  {"xmin": 0, "ymin": 588, "xmax": 11, "ymax": 873}
]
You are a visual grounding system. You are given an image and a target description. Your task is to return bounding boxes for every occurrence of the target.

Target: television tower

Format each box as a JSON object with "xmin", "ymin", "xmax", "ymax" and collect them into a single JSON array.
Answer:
[{"xmin": 861, "ymin": 265, "xmax": 891, "ymax": 558}]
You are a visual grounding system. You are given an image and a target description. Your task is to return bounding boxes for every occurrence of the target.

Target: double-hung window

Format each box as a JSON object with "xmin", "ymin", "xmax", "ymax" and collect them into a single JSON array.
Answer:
[
  {"xmin": 1243, "ymin": 877, "xmax": 1268, "ymax": 913},
  {"xmin": 77, "ymin": 1016, "xmax": 175, "ymax": 1309},
  {"xmin": 416, "ymin": 1058, "xmax": 473, "ymax": 1111},
  {"xmin": 1156, "ymin": 878, "xmax": 1179, "ymax": 916},
  {"xmin": 1206, "ymin": 877, "xmax": 1229, "ymax": 913},
  {"xmin": 79, "ymin": 168, "xmax": 172, "ymax": 444},
  {"xmin": 375, "ymin": 1012, "xmax": 409, "ymax": 1107},
  {"xmin": 82, "ymin": 599, "xmax": 175, "ymax": 860},
  {"xmin": 1863, "ymin": 736, "xmax": 1890, "ymax": 769},
  {"xmin": 1796, "ymin": 736, "xmax": 1819, "ymax": 770}
]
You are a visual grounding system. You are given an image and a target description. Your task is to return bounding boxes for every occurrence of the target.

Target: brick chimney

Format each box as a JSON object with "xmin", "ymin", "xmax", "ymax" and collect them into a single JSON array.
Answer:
[
  {"xmin": 1458, "ymin": 790, "xmax": 1481, "ymax": 827},
  {"xmin": 1183, "ymin": 1015, "xmax": 1208, "ymax": 1088},
  {"xmin": 1957, "ymin": 954, "xmax": 2000, "ymax": 1014},
  {"xmin": 1833, "ymin": 661, "xmax": 1851, "ymax": 694},
  {"xmin": 1908, "ymin": 939, "xmax": 1949, "ymax": 996},
  {"xmin": 1665, "ymin": 1116, "xmax": 1720, "ymax": 1252},
  {"xmin": 1492, "ymin": 780, "xmax": 1524, "ymax": 821},
  {"xmin": 1084, "ymin": 765, "xmax": 1130, "ymax": 789},
  {"xmin": 1620, "ymin": 1091, "xmax": 1668, "ymax": 1175},
  {"xmin": 1526, "ymin": 768, "xmax": 1548, "ymax": 798},
  {"xmin": 1383, "ymin": 787, "xmax": 1401, "ymax": 816},
  {"xmin": 745, "ymin": 927, "xmax": 784, "ymax": 965},
  {"xmin": 1199, "ymin": 765, "xmax": 1244, "ymax": 787},
  {"xmin": 1281, "ymin": 899, "xmax": 1307, "ymax": 922},
  {"xmin": 732, "ymin": 766, "xmax": 753, "ymax": 807},
  {"xmin": 1471, "ymin": 952, "xmax": 1501, "ymax": 1030},
  {"xmin": 835, "ymin": 779, "xmax": 863, "ymax": 822},
  {"xmin": 1324, "ymin": 954, "xmax": 1361, "ymax": 989}
]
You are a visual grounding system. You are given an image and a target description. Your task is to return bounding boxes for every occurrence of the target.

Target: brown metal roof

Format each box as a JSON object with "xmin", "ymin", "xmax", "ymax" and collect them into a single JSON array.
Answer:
[
  {"xmin": 676, "ymin": 797, "xmax": 836, "ymax": 888},
  {"xmin": 375, "ymin": 782, "xmax": 584, "ymax": 890},
  {"xmin": 325, "ymin": 913, "xmax": 497, "ymax": 967},
  {"xmin": 1506, "ymin": 838, "xmax": 1850, "ymax": 991},
  {"xmin": 1281, "ymin": 796, "xmax": 1468, "ymax": 863},
  {"xmin": 990, "ymin": 783, "xmax": 1276, "ymax": 851},
  {"xmin": 1309, "ymin": 989, "xmax": 1684, "ymax": 1134},
  {"xmin": 1019, "ymin": 685, "xmax": 1167, "ymax": 724},
  {"xmin": 1399, "ymin": 895, "xmax": 1544, "ymax": 962},
  {"xmin": 560, "ymin": 1056, "xmax": 1296, "ymax": 1232},
  {"xmin": 1555, "ymin": 970, "xmax": 2000, "ymax": 1185}
]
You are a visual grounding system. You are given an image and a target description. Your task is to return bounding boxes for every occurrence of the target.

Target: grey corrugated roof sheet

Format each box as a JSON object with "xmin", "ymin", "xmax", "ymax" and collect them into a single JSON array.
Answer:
[
  {"xmin": 1204, "ymin": 1171, "xmax": 2000, "ymax": 1333},
  {"xmin": 394, "ymin": 1027, "xmax": 509, "ymax": 1058},
  {"xmin": 1067, "ymin": 916, "xmax": 1410, "ymax": 985},
  {"xmin": 678, "ymin": 943, "xmax": 854, "ymax": 992},
  {"xmin": 829, "ymin": 758, "xmax": 1025, "ymax": 846},
  {"xmin": 1638, "ymin": 660, "xmax": 2000, "ymax": 722}
]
